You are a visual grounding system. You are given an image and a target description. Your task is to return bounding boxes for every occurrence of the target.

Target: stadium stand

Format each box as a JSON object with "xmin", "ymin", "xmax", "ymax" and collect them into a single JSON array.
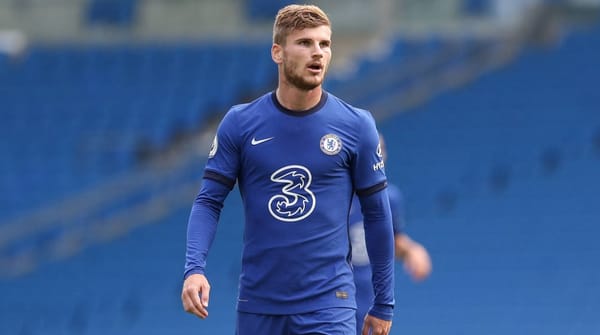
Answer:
[
  {"xmin": 378, "ymin": 22, "xmax": 600, "ymax": 335},
  {"xmin": 86, "ymin": 0, "xmax": 139, "ymax": 26},
  {"xmin": 0, "ymin": 42, "xmax": 275, "ymax": 221}
]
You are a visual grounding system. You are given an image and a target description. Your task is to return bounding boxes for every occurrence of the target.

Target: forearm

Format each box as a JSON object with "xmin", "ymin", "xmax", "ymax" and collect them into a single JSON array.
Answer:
[
  {"xmin": 184, "ymin": 177, "xmax": 232, "ymax": 279},
  {"xmin": 359, "ymin": 188, "xmax": 395, "ymax": 320}
]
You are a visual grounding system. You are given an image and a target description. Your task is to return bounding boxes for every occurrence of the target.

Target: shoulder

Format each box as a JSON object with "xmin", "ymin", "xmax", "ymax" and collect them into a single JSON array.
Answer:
[
  {"xmin": 218, "ymin": 93, "xmax": 272, "ymax": 133},
  {"xmin": 325, "ymin": 93, "xmax": 378, "ymax": 144},
  {"xmin": 326, "ymin": 92, "xmax": 375, "ymax": 123},
  {"xmin": 226, "ymin": 92, "xmax": 271, "ymax": 118}
]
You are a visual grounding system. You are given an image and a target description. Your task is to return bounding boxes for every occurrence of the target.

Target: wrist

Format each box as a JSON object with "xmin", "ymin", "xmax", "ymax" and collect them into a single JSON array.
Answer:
[{"xmin": 368, "ymin": 304, "xmax": 394, "ymax": 321}]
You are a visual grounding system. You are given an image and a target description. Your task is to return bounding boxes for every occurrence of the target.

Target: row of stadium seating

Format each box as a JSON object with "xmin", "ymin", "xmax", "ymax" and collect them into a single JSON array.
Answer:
[
  {"xmin": 0, "ymin": 42, "xmax": 275, "ymax": 220},
  {"xmin": 384, "ymin": 25, "xmax": 600, "ymax": 219},
  {"xmin": 379, "ymin": 25, "xmax": 600, "ymax": 333}
]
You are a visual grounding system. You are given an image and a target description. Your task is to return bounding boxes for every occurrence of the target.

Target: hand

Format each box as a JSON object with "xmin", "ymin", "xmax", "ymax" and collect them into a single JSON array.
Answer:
[
  {"xmin": 403, "ymin": 242, "xmax": 432, "ymax": 282},
  {"xmin": 181, "ymin": 274, "xmax": 211, "ymax": 319},
  {"xmin": 362, "ymin": 314, "xmax": 392, "ymax": 335}
]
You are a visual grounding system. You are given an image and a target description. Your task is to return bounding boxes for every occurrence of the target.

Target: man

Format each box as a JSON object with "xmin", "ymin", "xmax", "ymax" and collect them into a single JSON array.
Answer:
[
  {"xmin": 350, "ymin": 134, "xmax": 432, "ymax": 334},
  {"xmin": 182, "ymin": 4, "xmax": 395, "ymax": 335}
]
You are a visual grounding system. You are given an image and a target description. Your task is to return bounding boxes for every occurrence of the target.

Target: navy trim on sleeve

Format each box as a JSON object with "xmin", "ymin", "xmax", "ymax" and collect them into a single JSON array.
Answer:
[
  {"xmin": 356, "ymin": 181, "xmax": 387, "ymax": 197},
  {"xmin": 203, "ymin": 170, "xmax": 235, "ymax": 190}
]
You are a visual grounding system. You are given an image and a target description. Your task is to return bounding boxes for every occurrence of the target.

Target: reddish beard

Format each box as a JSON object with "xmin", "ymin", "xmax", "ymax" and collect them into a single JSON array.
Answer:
[{"xmin": 282, "ymin": 60, "xmax": 325, "ymax": 91}]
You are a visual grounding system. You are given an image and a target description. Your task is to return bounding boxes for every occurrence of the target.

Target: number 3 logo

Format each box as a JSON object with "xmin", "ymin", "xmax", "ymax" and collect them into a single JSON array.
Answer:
[{"xmin": 268, "ymin": 165, "xmax": 316, "ymax": 222}]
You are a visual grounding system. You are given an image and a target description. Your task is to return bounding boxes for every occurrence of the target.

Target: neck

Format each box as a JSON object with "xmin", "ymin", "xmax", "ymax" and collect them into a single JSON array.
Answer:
[{"xmin": 275, "ymin": 82, "xmax": 323, "ymax": 112}]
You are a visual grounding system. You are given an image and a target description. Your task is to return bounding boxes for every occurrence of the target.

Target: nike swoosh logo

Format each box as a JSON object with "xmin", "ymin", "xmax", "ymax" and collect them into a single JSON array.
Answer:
[{"xmin": 251, "ymin": 137, "xmax": 274, "ymax": 145}]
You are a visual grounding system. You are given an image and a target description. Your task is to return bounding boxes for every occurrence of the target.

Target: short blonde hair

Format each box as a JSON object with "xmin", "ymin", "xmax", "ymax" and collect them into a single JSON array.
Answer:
[{"xmin": 273, "ymin": 4, "xmax": 331, "ymax": 45}]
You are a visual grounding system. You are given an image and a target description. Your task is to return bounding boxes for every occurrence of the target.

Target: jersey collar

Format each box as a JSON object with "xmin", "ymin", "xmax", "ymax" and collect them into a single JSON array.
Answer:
[{"xmin": 270, "ymin": 90, "xmax": 328, "ymax": 117}]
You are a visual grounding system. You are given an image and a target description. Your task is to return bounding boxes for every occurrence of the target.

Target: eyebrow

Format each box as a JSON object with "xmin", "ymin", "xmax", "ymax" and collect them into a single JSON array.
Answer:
[{"xmin": 294, "ymin": 37, "xmax": 331, "ymax": 44}]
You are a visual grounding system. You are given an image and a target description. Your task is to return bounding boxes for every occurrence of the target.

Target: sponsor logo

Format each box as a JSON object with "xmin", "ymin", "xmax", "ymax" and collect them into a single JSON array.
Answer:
[
  {"xmin": 208, "ymin": 135, "xmax": 218, "ymax": 158},
  {"xmin": 268, "ymin": 165, "xmax": 316, "ymax": 222},
  {"xmin": 251, "ymin": 136, "xmax": 274, "ymax": 145},
  {"xmin": 373, "ymin": 160, "xmax": 385, "ymax": 171},
  {"xmin": 373, "ymin": 142, "xmax": 384, "ymax": 170}
]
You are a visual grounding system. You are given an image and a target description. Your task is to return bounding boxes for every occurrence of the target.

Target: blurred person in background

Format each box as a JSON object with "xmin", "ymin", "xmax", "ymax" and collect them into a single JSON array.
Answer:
[
  {"xmin": 182, "ymin": 4, "xmax": 395, "ymax": 335},
  {"xmin": 350, "ymin": 134, "xmax": 432, "ymax": 334}
]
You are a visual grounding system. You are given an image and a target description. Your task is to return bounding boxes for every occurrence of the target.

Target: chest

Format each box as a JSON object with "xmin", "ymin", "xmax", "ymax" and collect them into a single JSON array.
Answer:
[{"xmin": 240, "ymin": 116, "xmax": 354, "ymax": 183}]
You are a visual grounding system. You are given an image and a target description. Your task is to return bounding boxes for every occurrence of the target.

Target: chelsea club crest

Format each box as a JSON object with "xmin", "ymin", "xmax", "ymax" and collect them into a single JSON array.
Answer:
[{"xmin": 320, "ymin": 134, "xmax": 342, "ymax": 155}]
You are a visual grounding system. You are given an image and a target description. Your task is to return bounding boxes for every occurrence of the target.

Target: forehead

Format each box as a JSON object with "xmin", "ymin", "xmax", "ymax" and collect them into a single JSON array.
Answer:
[{"xmin": 286, "ymin": 25, "xmax": 331, "ymax": 43}]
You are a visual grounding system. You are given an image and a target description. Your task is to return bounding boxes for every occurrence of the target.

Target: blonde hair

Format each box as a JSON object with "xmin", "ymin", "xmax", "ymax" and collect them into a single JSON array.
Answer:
[{"xmin": 273, "ymin": 4, "xmax": 331, "ymax": 45}]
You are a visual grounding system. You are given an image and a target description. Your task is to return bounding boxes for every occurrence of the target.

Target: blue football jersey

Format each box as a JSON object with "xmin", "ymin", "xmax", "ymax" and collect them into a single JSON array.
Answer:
[{"xmin": 204, "ymin": 91, "xmax": 388, "ymax": 314}]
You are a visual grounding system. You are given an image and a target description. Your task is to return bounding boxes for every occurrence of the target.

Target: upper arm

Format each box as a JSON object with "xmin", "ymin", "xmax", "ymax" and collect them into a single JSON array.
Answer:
[
  {"xmin": 204, "ymin": 110, "xmax": 241, "ymax": 183},
  {"xmin": 352, "ymin": 112, "xmax": 387, "ymax": 194}
]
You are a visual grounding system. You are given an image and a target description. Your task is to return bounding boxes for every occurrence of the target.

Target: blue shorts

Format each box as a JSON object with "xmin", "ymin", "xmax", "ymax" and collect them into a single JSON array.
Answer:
[{"xmin": 236, "ymin": 308, "xmax": 356, "ymax": 335}]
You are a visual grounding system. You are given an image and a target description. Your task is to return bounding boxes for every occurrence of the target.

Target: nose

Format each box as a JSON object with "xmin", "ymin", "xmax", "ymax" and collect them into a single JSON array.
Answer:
[{"xmin": 312, "ymin": 44, "xmax": 324, "ymax": 58}]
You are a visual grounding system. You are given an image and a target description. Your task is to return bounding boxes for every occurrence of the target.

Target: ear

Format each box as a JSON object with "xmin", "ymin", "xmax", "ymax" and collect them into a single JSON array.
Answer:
[{"xmin": 271, "ymin": 44, "xmax": 283, "ymax": 64}]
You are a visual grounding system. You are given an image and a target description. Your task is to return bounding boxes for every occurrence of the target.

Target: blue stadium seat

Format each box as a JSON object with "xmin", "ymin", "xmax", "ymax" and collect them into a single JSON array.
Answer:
[{"xmin": 0, "ymin": 42, "xmax": 277, "ymax": 221}]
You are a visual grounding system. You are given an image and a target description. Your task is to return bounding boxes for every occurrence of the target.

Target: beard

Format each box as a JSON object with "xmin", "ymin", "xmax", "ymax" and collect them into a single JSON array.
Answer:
[{"xmin": 282, "ymin": 60, "xmax": 325, "ymax": 91}]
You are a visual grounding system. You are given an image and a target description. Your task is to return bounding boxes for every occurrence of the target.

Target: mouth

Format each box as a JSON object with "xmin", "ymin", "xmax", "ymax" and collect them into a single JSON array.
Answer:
[{"xmin": 307, "ymin": 63, "xmax": 323, "ymax": 73}]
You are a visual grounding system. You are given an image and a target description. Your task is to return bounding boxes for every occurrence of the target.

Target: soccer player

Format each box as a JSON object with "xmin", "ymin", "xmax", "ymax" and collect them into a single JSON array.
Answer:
[
  {"xmin": 350, "ymin": 134, "xmax": 432, "ymax": 334},
  {"xmin": 181, "ymin": 4, "xmax": 395, "ymax": 335}
]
